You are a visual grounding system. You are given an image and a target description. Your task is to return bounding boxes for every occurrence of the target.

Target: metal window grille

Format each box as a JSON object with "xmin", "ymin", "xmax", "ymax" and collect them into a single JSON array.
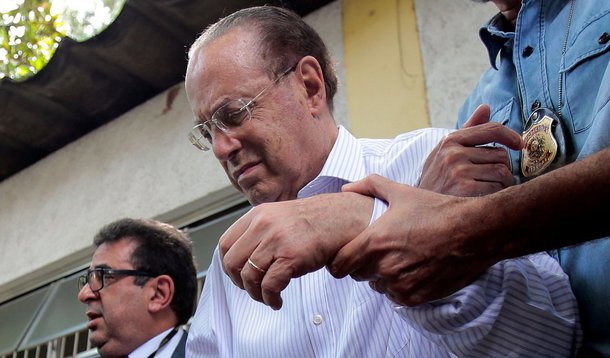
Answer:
[{"xmin": 0, "ymin": 329, "xmax": 96, "ymax": 358}]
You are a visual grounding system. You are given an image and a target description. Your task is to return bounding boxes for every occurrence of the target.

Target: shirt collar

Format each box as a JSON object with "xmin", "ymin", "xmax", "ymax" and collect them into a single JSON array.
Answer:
[
  {"xmin": 479, "ymin": 11, "xmax": 515, "ymax": 70},
  {"xmin": 128, "ymin": 327, "xmax": 181, "ymax": 358},
  {"xmin": 297, "ymin": 126, "xmax": 366, "ymax": 198}
]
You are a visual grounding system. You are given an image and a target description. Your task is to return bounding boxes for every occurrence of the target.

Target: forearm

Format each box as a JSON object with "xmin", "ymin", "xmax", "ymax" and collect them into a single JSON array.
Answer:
[{"xmin": 462, "ymin": 147, "xmax": 610, "ymax": 260}]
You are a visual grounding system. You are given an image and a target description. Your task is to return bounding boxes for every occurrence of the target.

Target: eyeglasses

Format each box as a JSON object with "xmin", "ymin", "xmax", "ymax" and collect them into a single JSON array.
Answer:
[
  {"xmin": 188, "ymin": 63, "xmax": 298, "ymax": 151},
  {"xmin": 78, "ymin": 268, "xmax": 154, "ymax": 293}
]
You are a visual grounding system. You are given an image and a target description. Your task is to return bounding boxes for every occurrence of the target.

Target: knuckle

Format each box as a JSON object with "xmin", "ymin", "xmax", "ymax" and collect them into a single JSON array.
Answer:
[
  {"xmin": 450, "ymin": 164, "xmax": 468, "ymax": 178},
  {"xmin": 440, "ymin": 132, "xmax": 458, "ymax": 146},
  {"xmin": 444, "ymin": 147, "xmax": 465, "ymax": 165},
  {"xmin": 218, "ymin": 239, "xmax": 231, "ymax": 257},
  {"xmin": 493, "ymin": 164, "xmax": 513, "ymax": 181},
  {"xmin": 454, "ymin": 181, "xmax": 478, "ymax": 197},
  {"xmin": 492, "ymin": 147, "xmax": 510, "ymax": 162},
  {"xmin": 377, "ymin": 269, "xmax": 394, "ymax": 280},
  {"xmin": 487, "ymin": 121, "xmax": 504, "ymax": 130}
]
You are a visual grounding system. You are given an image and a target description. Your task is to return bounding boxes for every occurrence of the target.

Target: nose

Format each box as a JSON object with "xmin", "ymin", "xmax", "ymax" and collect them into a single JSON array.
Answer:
[
  {"xmin": 212, "ymin": 127, "xmax": 242, "ymax": 161},
  {"xmin": 78, "ymin": 283, "xmax": 98, "ymax": 303}
]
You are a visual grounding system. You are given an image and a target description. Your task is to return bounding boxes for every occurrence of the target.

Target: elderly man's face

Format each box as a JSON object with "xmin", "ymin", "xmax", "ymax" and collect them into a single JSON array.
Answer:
[{"xmin": 185, "ymin": 28, "xmax": 324, "ymax": 205}]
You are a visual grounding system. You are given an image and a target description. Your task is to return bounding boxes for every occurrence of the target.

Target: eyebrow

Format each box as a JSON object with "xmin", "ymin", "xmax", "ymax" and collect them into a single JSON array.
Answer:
[
  {"xmin": 91, "ymin": 264, "xmax": 111, "ymax": 270},
  {"xmin": 206, "ymin": 98, "xmax": 235, "ymax": 118}
]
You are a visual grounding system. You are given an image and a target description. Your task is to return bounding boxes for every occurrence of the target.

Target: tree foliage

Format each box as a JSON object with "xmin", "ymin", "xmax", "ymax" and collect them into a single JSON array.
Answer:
[
  {"xmin": 1, "ymin": 0, "xmax": 64, "ymax": 81},
  {"xmin": 1, "ymin": 0, "xmax": 125, "ymax": 81}
]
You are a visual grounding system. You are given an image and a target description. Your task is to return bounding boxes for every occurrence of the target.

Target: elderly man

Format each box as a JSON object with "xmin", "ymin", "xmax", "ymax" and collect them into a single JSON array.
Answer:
[
  {"xmin": 185, "ymin": 6, "xmax": 579, "ymax": 357},
  {"xmin": 78, "ymin": 218, "xmax": 197, "ymax": 358}
]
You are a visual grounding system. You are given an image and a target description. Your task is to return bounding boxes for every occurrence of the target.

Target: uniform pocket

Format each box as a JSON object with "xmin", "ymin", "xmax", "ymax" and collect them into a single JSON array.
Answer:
[{"xmin": 561, "ymin": 8, "xmax": 610, "ymax": 133}]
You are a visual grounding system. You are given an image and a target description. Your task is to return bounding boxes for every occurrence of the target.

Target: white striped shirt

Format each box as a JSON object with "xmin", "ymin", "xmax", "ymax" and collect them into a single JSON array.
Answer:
[{"xmin": 186, "ymin": 126, "xmax": 580, "ymax": 357}]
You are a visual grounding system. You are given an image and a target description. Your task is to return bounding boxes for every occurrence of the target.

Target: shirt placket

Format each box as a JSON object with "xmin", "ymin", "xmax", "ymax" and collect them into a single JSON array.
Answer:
[{"xmin": 301, "ymin": 271, "xmax": 337, "ymax": 357}]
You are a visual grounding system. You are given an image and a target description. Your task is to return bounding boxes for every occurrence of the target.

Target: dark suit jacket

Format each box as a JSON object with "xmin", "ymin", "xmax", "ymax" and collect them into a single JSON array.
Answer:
[{"xmin": 170, "ymin": 328, "xmax": 187, "ymax": 358}]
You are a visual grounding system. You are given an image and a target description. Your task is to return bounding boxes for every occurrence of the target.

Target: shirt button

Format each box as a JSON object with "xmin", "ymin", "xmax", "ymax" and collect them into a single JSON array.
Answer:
[
  {"xmin": 531, "ymin": 100, "xmax": 541, "ymax": 111},
  {"xmin": 522, "ymin": 46, "xmax": 534, "ymax": 57},
  {"xmin": 312, "ymin": 314, "xmax": 323, "ymax": 325},
  {"xmin": 598, "ymin": 32, "xmax": 610, "ymax": 45}
]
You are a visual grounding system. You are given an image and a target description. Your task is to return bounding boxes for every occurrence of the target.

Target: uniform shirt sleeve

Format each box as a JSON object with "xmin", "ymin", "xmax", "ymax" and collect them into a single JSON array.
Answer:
[{"xmin": 394, "ymin": 253, "xmax": 581, "ymax": 357}]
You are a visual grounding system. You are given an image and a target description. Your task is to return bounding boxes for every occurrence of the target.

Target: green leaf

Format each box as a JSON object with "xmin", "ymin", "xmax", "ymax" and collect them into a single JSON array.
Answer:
[{"xmin": 0, "ymin": 0, "xmax": 126, "ymax": 80}]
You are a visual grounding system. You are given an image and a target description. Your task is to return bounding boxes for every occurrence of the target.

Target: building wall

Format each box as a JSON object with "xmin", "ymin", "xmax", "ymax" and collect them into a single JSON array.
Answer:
[
  {"xmin": 0, "ymin": 0, "xmax": 498, "ymax": 303},
  {"xmin": 415, "ymin": 0, "xmax": 496, "ymax": 128},
  {"xmin": 342, "ymin": 0, "xmax": 429, "ymax": 137}
]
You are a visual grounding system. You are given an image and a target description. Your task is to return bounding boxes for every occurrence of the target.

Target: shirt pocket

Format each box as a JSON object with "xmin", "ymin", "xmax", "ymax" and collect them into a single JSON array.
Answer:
[
  {"xmin": 561, "ymin": 8, "xmax": 610, "ymax": 134},
  {"xmin": 489, "ymin": 97, "xmax": 515, "ymax": 127},
  {"xmin": 489, "ymin": 97, "xmax": 520, "ymax": 176}
]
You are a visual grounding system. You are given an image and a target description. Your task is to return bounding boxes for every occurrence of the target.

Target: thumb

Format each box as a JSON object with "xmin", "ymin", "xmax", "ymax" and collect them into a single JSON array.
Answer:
[
  {"xmin": 328, "ymin": 228, "xmax": 371, "ymax": 278},
  {"xmin": 462, "ymin": 104, "xmax": 491, "ymax": 128},
  {"xmin": 342, "ymin": 174, "xmax": 396, "ymax": 202}
]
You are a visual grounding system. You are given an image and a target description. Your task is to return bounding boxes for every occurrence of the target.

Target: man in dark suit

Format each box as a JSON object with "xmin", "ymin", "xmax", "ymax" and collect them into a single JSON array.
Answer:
[{"xmin": 78, "ymin": 218, "xmax": 197, "ymax": 358}]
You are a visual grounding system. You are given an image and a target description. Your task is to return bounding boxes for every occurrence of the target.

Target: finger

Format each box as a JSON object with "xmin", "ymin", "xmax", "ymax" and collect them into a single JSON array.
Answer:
[
  {"xmin": 241, "ymin": 260, "xmax": 266, "ymax": 303},
  {"xmin": 328, "ymin": 228, "xmax": 372, "ymax": 278},
  {"xmin": 377, "ymin": 277, "xmax": 424, "ymax": 307},
  {"xmin": 222, "ymin": 240, "xmax": 264, "ymax": 290},
  {"xmin": 462, "ymin": 104, "xmax": 491, "ymax": 128},
  {"xmin": 459, "ymin": 104, "xmax": 523, "ymax": 150},
  {"xmin": 220, "ymin": 217, "xmax": 264, "ymax": 289},
  {"xmin": 450, "ymin": 122, "xmax": 523, "ymax": 150},
  {"xmin": 342, "ymin": 174, "xmax": 406, "ymax": 203},
  {"xmin": 369, "ymin": 280, "xmax": 402, "ymax": 303},
  {"xmin": 218, "ymin": 209, "xmax": 254, "ymax": 260},
  {"xmin": 260, "ymin": 260, "xmax": 294, "ymax": 310},
  {"xmin": 460, "ymin": 180, "xmax": 509, "ymax": 196},
  {"xmin": 239, "ymin": 245, "xmax": 277, "ymax": 302},
  {"xmin": 469, "ymin": 164, "xmax": 514, "ymax": 188},
  {"xmin": 461, "ymin": 146, "xmax": 511, "ymax": 166},
  {"xmin": 455, "ymin": 145, "xmax": 515, "ymax": 186}
]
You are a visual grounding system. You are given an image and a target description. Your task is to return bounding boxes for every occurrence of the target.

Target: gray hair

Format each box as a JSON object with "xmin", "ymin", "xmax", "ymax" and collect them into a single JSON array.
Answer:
[{"xmin": 188, "ymin": 5, "xmax": 338, "ymax": 110}]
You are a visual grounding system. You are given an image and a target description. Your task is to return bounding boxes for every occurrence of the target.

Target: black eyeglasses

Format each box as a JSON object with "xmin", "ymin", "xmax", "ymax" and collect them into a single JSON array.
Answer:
[{"xmin": 78, "ymin": 268, "xmax": 154, "ymax": 293}]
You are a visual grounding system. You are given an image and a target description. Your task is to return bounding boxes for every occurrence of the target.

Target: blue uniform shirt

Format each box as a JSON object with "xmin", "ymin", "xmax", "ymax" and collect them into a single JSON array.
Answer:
[{"xmin": 457, "ymin": 0, "xmax": 610, "ymax": 355}]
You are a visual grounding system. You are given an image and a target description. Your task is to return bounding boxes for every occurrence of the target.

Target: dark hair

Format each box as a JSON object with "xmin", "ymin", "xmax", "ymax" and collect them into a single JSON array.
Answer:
[
  {"xmin": 93, "ymin": 218, "xmax": 197, "ymax": 325},
  {"xmin": 189, "ymin": 5, "xmax": 338, "ymax": 111}
]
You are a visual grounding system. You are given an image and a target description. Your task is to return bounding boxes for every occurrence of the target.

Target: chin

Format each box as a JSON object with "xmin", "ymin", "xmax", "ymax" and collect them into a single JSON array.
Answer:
[
  {"xmin": 245, "ymin": 190, "xmax": 281, "ymax": 206},
  {"xmin": 243, "ymin": 181, "xmax": 295, "ymax": 205},
  {"xmin": 96, "ymin": 343, "xmax": 129, "ymax": 358},
  {"xmin": 89, "ymin": 332, "xmax": 105, "ymax": 349}
]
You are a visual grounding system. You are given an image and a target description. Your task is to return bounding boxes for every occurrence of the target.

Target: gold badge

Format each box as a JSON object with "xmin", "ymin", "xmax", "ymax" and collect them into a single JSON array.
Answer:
[{"xmin": 521, "ymin": 115, "xmax": 558, "ymax": 178}]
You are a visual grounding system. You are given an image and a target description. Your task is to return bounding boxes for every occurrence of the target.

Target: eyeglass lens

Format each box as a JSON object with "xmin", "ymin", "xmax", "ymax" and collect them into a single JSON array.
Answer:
[
  {"xmin": 78, "ymin": 270, "xmax": 102, "ymax": 292},
  {"xmin": 191, "ymin": 99, "xmax": 250, "ymax": 150}
]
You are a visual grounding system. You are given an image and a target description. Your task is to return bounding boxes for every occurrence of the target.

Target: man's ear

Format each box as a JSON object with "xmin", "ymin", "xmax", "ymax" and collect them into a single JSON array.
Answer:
[
  {"xmin": 147, "ymin": 275, "xmax": 174, "ymax": 313},
  {"xmin": 297, "ymin": 55, "xmax": 327, "ymax": 117}
]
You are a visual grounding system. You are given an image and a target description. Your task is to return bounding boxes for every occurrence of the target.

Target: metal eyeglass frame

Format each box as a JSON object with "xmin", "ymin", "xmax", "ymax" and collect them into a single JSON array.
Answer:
[{"xmin": 188, "ymin": 62, "xmax": 298, "ymax": 151}]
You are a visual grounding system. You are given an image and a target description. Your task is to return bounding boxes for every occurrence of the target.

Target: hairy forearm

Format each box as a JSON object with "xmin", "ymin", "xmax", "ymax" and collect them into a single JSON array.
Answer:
[{"xmin": 462, "ymin": 147, "xmax": 610, "ymax": 260}]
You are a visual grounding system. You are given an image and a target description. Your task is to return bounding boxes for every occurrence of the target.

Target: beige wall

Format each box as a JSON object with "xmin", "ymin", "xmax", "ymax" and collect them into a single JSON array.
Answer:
[
  {"xmin": 0, "ymin": 0, "xmax": 499, "ymax": 303},
  {"xmin": 343, "ymin": 0, "xmax": 428, "ymax": 137},
  {"xmin": 414, "ymin": 0, "xmax": 496, "ymax": 128}
]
